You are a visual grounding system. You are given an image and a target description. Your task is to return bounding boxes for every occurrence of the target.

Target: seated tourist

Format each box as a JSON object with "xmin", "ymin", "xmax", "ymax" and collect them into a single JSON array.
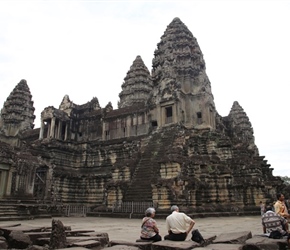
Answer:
[
  {"xmin": 274, "ymin": 193, "xmax": 290, "ymax": 221},
  {"xmin": 262, "ymin": 205, "xmax": 290, "ymax": 247},
  {"xmin": 140, "ymin": 207, "xmax": 162, "ymax": 242},
  {"xmin": 164, "ymin": 205, "xmax": 195, "ymax": 241}
]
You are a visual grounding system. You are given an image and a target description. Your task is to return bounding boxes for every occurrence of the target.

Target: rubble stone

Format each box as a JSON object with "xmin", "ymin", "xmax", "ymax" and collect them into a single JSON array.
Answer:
[
  {"xmin": 8, "ymin": 230, "xmax": 32, "ymax": 249},
  {"xmin": 49, "ymin": 219, "xmax": 67, "ymax": 249}
]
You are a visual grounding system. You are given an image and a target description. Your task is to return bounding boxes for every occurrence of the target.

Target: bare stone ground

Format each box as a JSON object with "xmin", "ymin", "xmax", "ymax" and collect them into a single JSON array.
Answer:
[{"xmin": 0, "ymin": 215, "xmax": 263, "ymax": 241}]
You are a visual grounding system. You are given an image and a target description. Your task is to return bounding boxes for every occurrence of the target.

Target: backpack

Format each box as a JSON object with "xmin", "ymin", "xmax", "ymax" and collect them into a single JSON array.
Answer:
[
  {"xmin": 269, "ymin": 230, "xmax": 283, "ymax": 239},
  {"xmin": 191, "ymin": 229, "xmax": 205, "ymax": 243}
]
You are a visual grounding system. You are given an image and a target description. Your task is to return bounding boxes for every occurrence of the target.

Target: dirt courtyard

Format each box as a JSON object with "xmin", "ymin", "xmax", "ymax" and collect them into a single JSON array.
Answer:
[{"xmin": 0, "ymin": 215, "xmax": 263, "ymax": 241}]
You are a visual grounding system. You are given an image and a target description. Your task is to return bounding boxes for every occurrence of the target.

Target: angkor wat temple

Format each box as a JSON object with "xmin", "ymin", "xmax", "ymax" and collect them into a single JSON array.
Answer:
[{"xmin": 0, "ymin": 18, "xmax": 284, "ymax": 215}]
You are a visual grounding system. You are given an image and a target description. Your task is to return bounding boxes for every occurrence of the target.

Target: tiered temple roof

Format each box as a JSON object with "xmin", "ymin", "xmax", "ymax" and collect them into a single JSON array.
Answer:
[{"xmin": 118, "ymin": 55, "xmax": 153, "ymax": 108}]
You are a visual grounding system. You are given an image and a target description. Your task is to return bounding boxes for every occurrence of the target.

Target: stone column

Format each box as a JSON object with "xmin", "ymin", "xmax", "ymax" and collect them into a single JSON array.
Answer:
[
  {"xmin": 47, "ymin": 121, "xmax": 51, "ymax": 138},
  {"xmin": 50, "ymin": 117, "xmax": 56, "ymax": 138},
  {"xmin": 57, "ymin": 120, "xmax": 62, "ymax": 139},
  {"xmin": 157, "ymin": 105, "xmax": 163, "ymax": 127},
  {"xmin": 174, "ymin": 102, "xmax": 178, "ymax": 124},
  {"xmin": 64, "ymin": 122, "xmax": 68, "ymax": 141},
  {"xmin": 102, "ymin": 122, "xmax": 106, "ymax": 140},
  {"xmin": 39, "ymin": 119, "xmax": 45, "ymax": 140},
  {"xmin": 5, "ymin": 168, "xmax": 13, "ymax": 196}
]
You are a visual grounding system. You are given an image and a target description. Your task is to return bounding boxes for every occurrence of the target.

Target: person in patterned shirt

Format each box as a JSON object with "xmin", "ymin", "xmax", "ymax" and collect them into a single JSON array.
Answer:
[
  {"xmin": 140, "ymin": 207, "xmax": 161, "ymax": 242},
  {"xmin": 262, "ymin": 205, "xmax": 290, "ymax": 247},
  {"xmin": 262, "ymin": 205, "xmax": 289, "ymax": 235}
]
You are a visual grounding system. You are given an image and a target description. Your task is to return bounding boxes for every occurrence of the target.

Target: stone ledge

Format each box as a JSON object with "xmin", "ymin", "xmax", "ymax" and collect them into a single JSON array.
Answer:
[
  {"xmin": 58, "ymin": 248, "xmax": 90, "ymax": 250},
  {"xmin": 72, "ymin": 239, "xmax": 101, "ymax": 248},
  {"xmin": 244, "ymin": 235, "xmax": 288, "ymax": 250},
  {"xmin": 136, "ymin": 239, "xmax": 154, "ymax": 243},
  {"xmin": 213, "ymin": 231, "xmax": 252, "ymax": 244},
  {"xmin": 194, "ymin": 243, "xmax": 244, "ymax": 250},
  {"xmin": 151, "ymin": 240, "xmax": 199, "ymax": 250},
  {"xmin": 107, "ymin": 245, "xmax": 139, "ymax": 250},
  {"xmin": 109, "ymin": 240, "xmax": 152, "ymax": 250}
]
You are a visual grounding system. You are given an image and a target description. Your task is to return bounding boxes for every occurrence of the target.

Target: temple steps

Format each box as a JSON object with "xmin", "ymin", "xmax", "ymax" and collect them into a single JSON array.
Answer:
[
  {"xmin": 123, "ymin": 126, "xmax": 178, "ymax": 202},
  {"xmin": 0, "ymin": 199, "xmax": 52, "ymax": 221}
]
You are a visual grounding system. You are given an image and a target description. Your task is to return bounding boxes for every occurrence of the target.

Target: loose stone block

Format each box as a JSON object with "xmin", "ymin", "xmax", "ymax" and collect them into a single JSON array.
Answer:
[
  {"xmin": 213, "ymin": 231, "xmax": 252, "ymax": 244},
  {"xmin": 79, "ymin": 232, "xmax": 109, "ymax": 246},
  {"xmin": 195, "ymin": 243, "xmax": 244, "ymax": 250},
  {"xmin": 151, "ymin": 240, "xmax": 199, "ymax": 250},
  {"xmin": 58, "ymin": 248, "xmax": 90, "ymax": 250},
  {"xmin": 72, "ymin": 239, "xmax": 101, "ymax": 249},
  {"xmin": 107, "ymin": 245, "xmax": 139, "ymax": 250},
  {"xmin": 0, "ymin": 238, "xmax": 8, "ymax": 249},
  {"xmin": 136, "ymin": 238, "xmax": 154, "ymax": 243},
  {"xmin": 35, "ymin": 237, "xmax": 50, "ymax": 246},
  {"xmin": 8, "ymin": 230, "xmax": 32, "ymax": 249},
  {"xmin": 49, "ymin": 219, "xmax": 67, "ymax": 249},
  {"xmin": 244, "ymin": 235, "xmax": 288, "ymax": 250},
  {"xmin": 110, "ymin": 240, "xmax": 153, "ymax": 250}
]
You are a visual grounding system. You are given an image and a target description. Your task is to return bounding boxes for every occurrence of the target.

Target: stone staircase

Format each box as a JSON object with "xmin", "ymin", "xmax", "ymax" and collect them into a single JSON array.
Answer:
[
  {"xmin": 0, "ymin": 198, "xmax": 52, "ymax": 221},
  {"xmin": 123, "ymin": 126, "xmax": 178, "ymax": 202}
]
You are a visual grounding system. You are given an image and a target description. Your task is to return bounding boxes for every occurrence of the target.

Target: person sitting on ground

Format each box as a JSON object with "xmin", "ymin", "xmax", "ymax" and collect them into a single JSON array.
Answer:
[
  {"xmin": 140, "ymin": 207, "xmax": 161, "ymax": 242},
  {"xmin": 262, "ymin": 205, "xmax": 290, "ymax": 247},
  {"xmin": 164, "ymin": 205, "xmax": 195, "ymax": 241},
  {"xmin": 274, "ymin": 193, "xmax": 290, "ymax": 221}
]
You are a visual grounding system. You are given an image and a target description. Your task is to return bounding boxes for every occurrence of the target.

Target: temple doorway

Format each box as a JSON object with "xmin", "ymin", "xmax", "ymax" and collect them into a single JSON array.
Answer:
[{"xmin": 34, "ymin": 167, "xmax": 47, "ymax": 200}]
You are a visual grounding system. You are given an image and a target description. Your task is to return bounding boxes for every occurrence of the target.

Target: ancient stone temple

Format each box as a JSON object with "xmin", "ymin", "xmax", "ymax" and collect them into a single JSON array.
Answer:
[{"xmin": 0, "ymin": 17, "xmax": 284, "ymax": 214}]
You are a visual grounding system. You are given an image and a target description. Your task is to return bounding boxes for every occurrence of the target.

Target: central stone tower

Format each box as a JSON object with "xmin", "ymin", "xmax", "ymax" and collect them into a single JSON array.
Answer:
[{"xmin": 149, "ymin": 17, "xmax": 216, "ymax": 129}]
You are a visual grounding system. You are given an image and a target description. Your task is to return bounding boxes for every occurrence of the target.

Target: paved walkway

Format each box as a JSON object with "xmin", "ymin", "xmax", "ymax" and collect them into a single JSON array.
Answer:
[{"xmin": 0, "ymin": 215, "xmax": 263, "ymax": 242}]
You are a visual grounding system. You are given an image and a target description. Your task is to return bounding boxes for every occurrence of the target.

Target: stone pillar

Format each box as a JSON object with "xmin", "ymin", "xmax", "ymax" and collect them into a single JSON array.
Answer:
[
  {"xmin": 102, "ymin": 122, "xmax": 106, "ymax": 140},
  {"xmin": 15, "ymin": 175, "xmax": 19, "ymax": 193},
  {"xmin": 64, "ymin": 122, "xmax": 68, "ymax": 141},
  {"xmin": 57, "ymin": 120, "xmax": 62, "ymax": 139},
  {"xmin": 156, "ymin": 105, "xmax": 162, "ymax": 128},
  {"xmin": 0, "ymin": 171, "xmax": 6, "ymax": 197},
  {"xmin": 174, "ymin": 102, "xmax": 178, "ymax": 123},
  {"xmin": 39, "ymin": 119, "xmax": 45, "ymax": 140},
  {"xmin": 47, "ymin": 121, "xmax": 51, "ymax": 138},
  {"xmin": 50, "ymin": 117, "xmax": 56, "ymax": 138},
  {"xmin": 49, "ymin": 219, "xmax": 67, "ymax": 249},
  {"xmin": 5, "ymin": 168, "xmax": 13, "ymax": 196}
]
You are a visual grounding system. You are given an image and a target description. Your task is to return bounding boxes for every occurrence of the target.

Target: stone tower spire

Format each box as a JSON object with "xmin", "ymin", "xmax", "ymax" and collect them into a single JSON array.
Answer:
[
  {"xmin": 151, "ymin": 17, "xmax": 216, "ymax": 128},
  {"xmin": 118, "ymin": 55, "xmax": 153, "ymax": 108},
  {"xmin": 228, "ymin": 101, "xmax": 259, "ymax": 155},
  {"xmin": 0, "ymin": 79, "xmax": 35, "ymax": 142}
]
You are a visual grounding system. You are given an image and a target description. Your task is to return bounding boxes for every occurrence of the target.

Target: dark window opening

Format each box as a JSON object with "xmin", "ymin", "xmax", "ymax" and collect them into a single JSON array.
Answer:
[
  {"xmin": 105, "ymin": 130, "xmax": 110, "ymax": 140},
  {"xmin": 165, "ymin": 106, "xmax": 173, "ymax": 124},
  {"xmin": 61, "ymin": 124, "xmax": 66, "ymax": 140},
  {"xmin": 197, "ymin": 112, "xmax": 202, "ymax": 124},
  {"xmin": 152, "ymin": 121, "xmax": 158, "ymax": 127}
]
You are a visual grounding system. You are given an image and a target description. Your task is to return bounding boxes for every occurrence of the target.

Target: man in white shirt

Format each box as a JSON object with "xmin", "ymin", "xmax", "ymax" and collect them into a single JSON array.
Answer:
[{"xmin": 164, "ymin": 205, "xmax": 195, "ymax": 241}]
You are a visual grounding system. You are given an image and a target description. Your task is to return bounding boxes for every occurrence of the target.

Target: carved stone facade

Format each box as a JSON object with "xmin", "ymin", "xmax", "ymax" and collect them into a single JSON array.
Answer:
[
  {"xmin": 119, "ymin": 55, "xmax": 153, "ymax": 109},
  {"xmin": 0, "ymin": 18, "xmax": 284, "ymax": 213},
  {"xmin": 0, "ymin": 79, "xmax": 35, "ymax": 146}
]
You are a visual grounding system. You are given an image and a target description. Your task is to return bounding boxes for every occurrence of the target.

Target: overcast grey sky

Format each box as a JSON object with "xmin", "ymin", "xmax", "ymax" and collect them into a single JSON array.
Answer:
[{"xmin": 0, "ymin": 0, "xmax": 289, "ymax": 177}]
